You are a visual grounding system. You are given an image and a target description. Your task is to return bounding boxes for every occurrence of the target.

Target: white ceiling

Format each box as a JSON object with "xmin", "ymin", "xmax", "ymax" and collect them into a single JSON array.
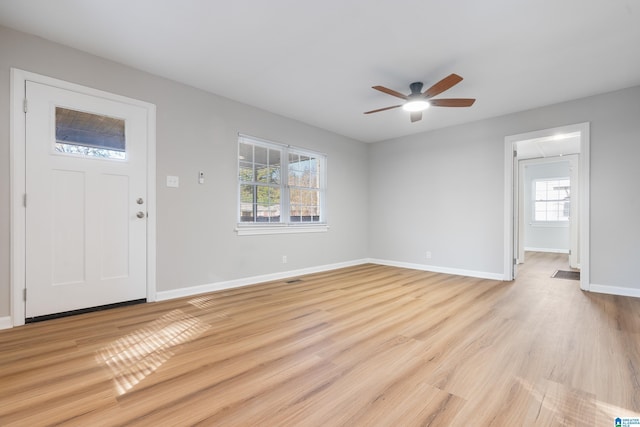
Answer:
[
  {"xmin": 1, "ymin": 1, "xmax": 639, "ymax": 143},
  {"xmin": 516, "ymin": 133, "xmax": 581, "ymax": 160}
]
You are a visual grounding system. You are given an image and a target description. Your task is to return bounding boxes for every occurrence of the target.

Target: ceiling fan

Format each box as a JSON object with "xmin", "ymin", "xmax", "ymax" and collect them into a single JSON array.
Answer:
[{"xmin": 364, "ymin": 73, "xmax": 475, "ymax": 123}]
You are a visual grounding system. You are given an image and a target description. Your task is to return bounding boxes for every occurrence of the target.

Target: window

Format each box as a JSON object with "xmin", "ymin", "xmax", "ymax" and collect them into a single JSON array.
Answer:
[
  {"xmin": 533, "ymin": 178, "xmax": 570, "ymax": 222},
  {"xmin": 55, "ymin": 107, "xmax": 126, "ymax": 160},
  {"xmin": 237, "ymin": 135, "xmax": 326, "ymax": 234}
]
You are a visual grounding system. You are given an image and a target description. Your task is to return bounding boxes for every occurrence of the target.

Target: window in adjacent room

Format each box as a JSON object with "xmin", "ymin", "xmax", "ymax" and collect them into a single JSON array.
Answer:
[
  {"xmin": 237, "ymin": 134, "xmax": 326, "ymax": 234},
  {"xmin": 533, "ymin": 178, "xmax": 570, "ymax": 222}
]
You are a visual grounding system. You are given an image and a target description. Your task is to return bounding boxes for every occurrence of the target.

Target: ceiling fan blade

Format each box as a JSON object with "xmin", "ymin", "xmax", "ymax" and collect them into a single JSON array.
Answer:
[
  {"xmin": 424, "ymin": 74, "xmax": 463, "ymax": 98},
  {"xmin": 364, "ymin": 105, "xmax": 402, "ymax": 114},
  {"xmin": 430, "ymin": 98, "xmax": 476, "ymax": 107},
  {"xmin": 410, "ymin": 111, "xmax": 422, "ymax": 122},
  {"xmin": 372, "ymin": 86, "xmax": 408, "ymax": 100}
]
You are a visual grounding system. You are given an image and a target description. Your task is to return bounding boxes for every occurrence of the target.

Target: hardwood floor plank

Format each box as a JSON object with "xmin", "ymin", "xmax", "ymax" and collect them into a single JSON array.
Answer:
[{"xmin": 1, "ymin": 252, "xmax": 639, "ymax": 425}]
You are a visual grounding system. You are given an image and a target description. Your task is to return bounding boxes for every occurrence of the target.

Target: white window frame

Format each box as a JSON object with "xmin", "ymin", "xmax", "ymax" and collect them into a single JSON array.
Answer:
[
  {"xmin": 235, "ymin": 134, "xmax": 328, "ymax": 236},
  {"xmin": 532, "ymin": 177, "xmax": 570, "ymax": 227}
]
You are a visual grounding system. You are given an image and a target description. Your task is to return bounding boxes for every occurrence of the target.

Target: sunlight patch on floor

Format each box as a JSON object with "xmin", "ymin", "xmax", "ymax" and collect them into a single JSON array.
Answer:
[{"xmin": 96, "ymin": 309, "xmax": 210, "ymax": 395}]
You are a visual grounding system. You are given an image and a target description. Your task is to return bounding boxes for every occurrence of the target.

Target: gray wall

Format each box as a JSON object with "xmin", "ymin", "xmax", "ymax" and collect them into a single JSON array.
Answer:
[
  {"xmin": 523, "ymin": 161, "xmax": 570, "ymax": 252},
  {"xmin": 0, "ymin": 26, "xmax": 369, "ymax": 317},
  {"xmin": 370, "ymin": 85, "xmax": 640, "ymax": 290},
  {"xmin": 2, "ymin": 25, "xmax": 640, "ymax": 319}
]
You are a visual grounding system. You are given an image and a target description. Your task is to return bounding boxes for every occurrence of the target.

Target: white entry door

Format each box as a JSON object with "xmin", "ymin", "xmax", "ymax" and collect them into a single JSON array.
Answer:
[{"xmin": 25, "ymin": 81, "xmax": 148, "ymax": 319}]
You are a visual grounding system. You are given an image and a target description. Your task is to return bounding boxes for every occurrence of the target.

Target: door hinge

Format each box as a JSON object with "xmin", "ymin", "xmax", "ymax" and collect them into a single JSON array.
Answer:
[
  {"xmin": 514, "ymin": 258, "xmax": 517, "ymax": 265},
  {"xmin": 23, "ymin": 98, "xmax": 28, "ymax": 113},
  {"xmin": 569, "ymin": 249, "xmax": 572, "ymax": 255},
  {"xmin": 513, "ymin": 150, "xmax": 518, "ymax": 158},
  {"xmin": 23, "ymin": 194, "xmax": 27, "ymax": 208},
  {"xmin": 23, "ymin": 288, "xmax": 27, "ymax": 301}
]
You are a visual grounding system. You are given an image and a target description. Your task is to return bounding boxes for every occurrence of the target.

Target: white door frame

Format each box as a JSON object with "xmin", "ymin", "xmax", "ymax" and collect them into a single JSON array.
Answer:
[
  {"xmin": 10, "ymin": 68, "xmax": 157, "ymax": 327},
  {"xmin": 503, "ymin": 122, "xmax": 590, "ymax": 290}
]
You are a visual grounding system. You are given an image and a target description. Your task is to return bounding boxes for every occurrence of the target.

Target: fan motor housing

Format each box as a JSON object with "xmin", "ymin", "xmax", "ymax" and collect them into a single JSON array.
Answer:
[{"xmin": 409, "ymin": 82, "xmax": 424, "ymax": 94}]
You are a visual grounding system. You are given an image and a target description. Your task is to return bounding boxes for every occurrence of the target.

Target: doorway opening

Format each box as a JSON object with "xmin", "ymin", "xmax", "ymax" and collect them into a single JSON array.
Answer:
[{"xmin": 503, "ymin": 123, "xmax": 590, "ymax": 291}]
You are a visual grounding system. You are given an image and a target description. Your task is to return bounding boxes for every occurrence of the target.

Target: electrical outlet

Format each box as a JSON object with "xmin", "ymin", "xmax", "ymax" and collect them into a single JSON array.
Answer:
[
  {"xmin": 166, "ymin": 175, "xmax": 179, "ymax": 188},
  {"xmin": 282, "ymin": 255, "xmax": 287, "ymax": 264},
  {"xmin": 426, "ymin": 251, "xmax": 432, "ymax": 260}
]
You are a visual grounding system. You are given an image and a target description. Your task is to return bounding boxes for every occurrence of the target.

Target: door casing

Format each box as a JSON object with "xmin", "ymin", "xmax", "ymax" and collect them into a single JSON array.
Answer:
[
  {"xmin": 10, "ymin": 68, "xmax": 157, "ymax": 327},
  {"xmin": 503, "ymin": 122, "xmax": 590, "ymax": 290}
]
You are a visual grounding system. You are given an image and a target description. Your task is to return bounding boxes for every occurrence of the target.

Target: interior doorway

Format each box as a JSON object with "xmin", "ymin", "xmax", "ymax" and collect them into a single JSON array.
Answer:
[{"xmin": 503, "ymin": 123, "xmax": 590, "ymax": 291}]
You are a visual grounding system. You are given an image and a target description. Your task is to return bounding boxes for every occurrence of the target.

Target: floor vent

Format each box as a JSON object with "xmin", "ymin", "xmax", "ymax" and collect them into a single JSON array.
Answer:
[{"xmin": 552, "ymin": 270, "xmax": 580, "ymax": 280}]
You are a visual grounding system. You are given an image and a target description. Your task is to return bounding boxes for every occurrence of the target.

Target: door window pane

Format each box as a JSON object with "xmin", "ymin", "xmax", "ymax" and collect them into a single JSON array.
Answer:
[{"xmin": 55, "ymin": 107, "xmax": 126, "ymax": 160}]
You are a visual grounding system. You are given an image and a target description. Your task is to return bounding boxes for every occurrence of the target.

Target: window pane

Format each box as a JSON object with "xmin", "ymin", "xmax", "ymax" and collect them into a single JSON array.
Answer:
[
  {"xmin": 290, "ymin": 187, "xmax": 319, "ymax": 222},
  {"xmin": 268, "ymin": 187, "xmax": 281, "ymax": 205},
  {"xmin": 240, "ymin": 184, "xmax": 255, "ymax": 222},
  {"xmin": 256, "ymin": 165, "xmax": 270, "ymax": 183},
  {"xmin": 268, "ymin": 147, "xmax": 281, "ymax": 184},
  {"xmin": 288, "ymin": 154, "xmax": 300, "ymax": 186},
  {"xmin": 254, "ymin": 145, "xmax": 268, "ymax": 166},
  {"xmin": 289, "ymin": 153, "xmax": 300, "ymax": 168},
  {"xmin": 239, "ymin": 142, "xmax": 253, "ymax": 163},
  {"xmin": 252, "ymin": 147, "xmax": 280, "ymax": 184},
  {"xmin": 55, "ymin": 107, "xmax": 126, "ymax": 160},
  {"xmin": 239, "ymin": 162, "xmax": 254, "ymax": 182},
  {"xmin": 289, "ymin": 155, "xmax": 320, "ymax": 189},
  {"xmin": 255, "ymin": 184, "xmax": 281, "ymax": 223},
  {"xmin": 240, "ymin": 184, "xmax": 254, "ymax": 204}
]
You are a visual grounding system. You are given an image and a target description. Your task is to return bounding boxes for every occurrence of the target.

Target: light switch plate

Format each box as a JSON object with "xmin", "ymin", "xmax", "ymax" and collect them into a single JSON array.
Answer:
[{"xmin": 166, "ymin": 175, "xmax": 179, "ymax": 188}]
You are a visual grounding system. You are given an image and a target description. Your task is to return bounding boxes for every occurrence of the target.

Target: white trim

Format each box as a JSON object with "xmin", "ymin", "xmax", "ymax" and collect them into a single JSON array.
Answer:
[
  {"xmin": 0, "ymin": 317, "xmax": 13, "ymax": 330},
  {"xmin": 156, "ymin": 257, "xmax": 504, "ymax": 302},
  {"xmin": 235, "ymin": 224, "xmax": 328, "ymax": 235},
  {"xmin": 369, "ymin": 259, "xmax": 505, "ymax": 281},
  {"xmin": 9, "ymin": 68, "xmax": 157, "ymax": 327},
  {"xmin": 10, "ymin": 69, "xmax": 26, "ymax": 327},
  {"xmin": 589, "ymin": 284, "xmax": 640, "ymax": 299},
  {"xmin": 156, "ymin": 259, "xmax": 369, "ymax": 301},
  {"xmin": 504, "ymin": 122, "xmax": 590, "ymax": 291},
  {"xmin": 524, "ymin": 247, "xmax": 570, "ymax": 254},
  {"xmin": 146, "ymin": 106, "xmax": 157, "ymax": 303},
  {"xmin": 504, "ymin": 137, "xmax": 516, "ymax": 280}
]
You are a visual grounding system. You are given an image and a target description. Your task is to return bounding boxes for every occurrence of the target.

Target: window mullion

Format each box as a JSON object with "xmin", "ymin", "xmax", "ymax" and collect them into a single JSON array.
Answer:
[{"xmin": 282, "ymin": 147, "xmax": 289, "ymax": 225}]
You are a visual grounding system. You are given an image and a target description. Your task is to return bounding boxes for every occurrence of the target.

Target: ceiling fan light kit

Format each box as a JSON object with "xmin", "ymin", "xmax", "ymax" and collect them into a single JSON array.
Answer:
[
  {"xmin": 365, "ymin": 73, "xmax": 475, "ymax": 122},
  {"xmin": 402, "ymin": 98, "xmax": 430, "ymax": 112}
]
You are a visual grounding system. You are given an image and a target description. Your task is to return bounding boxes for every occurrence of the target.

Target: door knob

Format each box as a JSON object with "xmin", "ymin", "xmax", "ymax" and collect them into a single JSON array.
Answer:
[
  {"xmin": 136, "ymin": 198, "xmax": 144, "ymax": 204},
  {"xmin": 136, "ymin": 211, "xmax": 145, "ymax": 218}
]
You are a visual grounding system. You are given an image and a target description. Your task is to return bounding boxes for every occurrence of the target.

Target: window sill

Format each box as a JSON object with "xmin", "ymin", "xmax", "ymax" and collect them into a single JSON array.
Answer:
[{"xmin": 235, "ymin": 224, "xmax": 329, "ymax": 236}]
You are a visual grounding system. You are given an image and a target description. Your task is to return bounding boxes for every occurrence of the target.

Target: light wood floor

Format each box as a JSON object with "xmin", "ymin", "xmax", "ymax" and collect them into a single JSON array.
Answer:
[{"xmin": 1, "ymin": 252, "xmax": 639, "ymax": 426}]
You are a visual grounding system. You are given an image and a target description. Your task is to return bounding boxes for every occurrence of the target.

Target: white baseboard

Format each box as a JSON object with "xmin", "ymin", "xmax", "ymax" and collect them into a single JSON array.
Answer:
[
  {"xmin": 589, "ymin": 283, "xmax": 640, "ymax": 299},
  {"xmin": 368, "ymin": 258, "xmax": 504, "ymax": 281},
  {"xmin": 524, "ymin": 247, "xmax": 570, "ymax": 254},
  {"xmin": 157, "ymin": 257, "xmax": 504, "ymax": 302},
  {"xmin": 0, "ymin": 316, "xmax": 13, "ymax": 330},
  {"xmin": 156, "ymin": 259, "xmax": 370, "ymax": 301}
]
